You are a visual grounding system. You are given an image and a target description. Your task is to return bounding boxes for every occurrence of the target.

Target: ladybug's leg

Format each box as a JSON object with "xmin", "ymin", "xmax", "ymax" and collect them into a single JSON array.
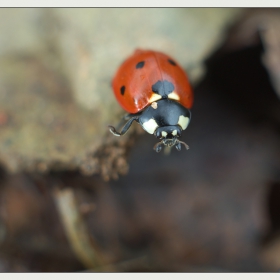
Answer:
[
  {"xmin": 153, "ymin": 141, "xmax": 164, "ymax": 153},
  {"xmin": 113, "ymin": 113, "xmax": 137, "ymax": 132},
  {"xmin": 123, "ymin": 113, "xmax": 135, "ymax": 121},
  {"xmin": 108, "ymin": 114, "xmax": 140, "ymax": 136}
]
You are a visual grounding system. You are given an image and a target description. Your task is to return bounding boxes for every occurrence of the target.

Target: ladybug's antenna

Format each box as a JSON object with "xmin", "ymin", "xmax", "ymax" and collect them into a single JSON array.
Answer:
[{"xmin": 154, "ymin": 139, "xmax": 189, "ymax": 153}]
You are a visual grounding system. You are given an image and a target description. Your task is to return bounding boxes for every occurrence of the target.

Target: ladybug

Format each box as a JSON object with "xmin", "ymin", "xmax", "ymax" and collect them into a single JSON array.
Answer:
[{"xmin": 109, "ymin": 49, "xmax": 193, "ymax": 152}]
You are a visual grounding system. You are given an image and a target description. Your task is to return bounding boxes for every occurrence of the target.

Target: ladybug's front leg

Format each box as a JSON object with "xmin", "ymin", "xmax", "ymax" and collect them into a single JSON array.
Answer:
[
  {"xmin": 123, "ymin": 113, "xmax": 135, "ymax": 121},
  {"xmin": 108, "ymin": 114, "xmax": 140, "ymax": 136}
]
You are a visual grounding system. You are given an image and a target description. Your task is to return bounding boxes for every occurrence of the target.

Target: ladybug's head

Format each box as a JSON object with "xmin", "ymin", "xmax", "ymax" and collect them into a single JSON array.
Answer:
[{"xmin": 153, "ymin": 125, "xmax": 189, "ymax": 153}]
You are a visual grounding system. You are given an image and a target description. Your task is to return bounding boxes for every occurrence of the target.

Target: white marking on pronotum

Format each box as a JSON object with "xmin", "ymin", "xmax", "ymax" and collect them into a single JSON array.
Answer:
[
  {"xmin": 161, "ymin": 131, "xmax": 167, "ymax": 137},
  {"xmin": 168, "ymin": 92, "xmax": 180, "ymax": 101},
  {"xmin": 151, "ymin": 102, "xmax": 158, "ymax": 109},
  {"xmin": 148, "ymin": 93, "xmax": 162, "ymax": 103},
  {"xmin": 178, "ymin": 115, "xmax": 190, "ymax": 130},
  {"xmin": 172, "ymin": 130, "xmax": 177, "ymax": 136},
  {"xmin": 142, "ymin": 119, "xmax": 159, "ymax": 134}
]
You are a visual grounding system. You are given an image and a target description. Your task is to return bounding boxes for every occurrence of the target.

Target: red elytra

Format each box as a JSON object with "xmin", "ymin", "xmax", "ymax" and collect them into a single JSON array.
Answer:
[{"xmin": 112, "ymin": 49, "xmax": 193, "ymax": 114}]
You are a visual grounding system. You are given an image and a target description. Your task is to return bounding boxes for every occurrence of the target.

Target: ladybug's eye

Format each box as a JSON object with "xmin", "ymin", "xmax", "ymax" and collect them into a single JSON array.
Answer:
[{"xmin": 155, "ymin": 129, "xmax": 164, "ymax": 139}]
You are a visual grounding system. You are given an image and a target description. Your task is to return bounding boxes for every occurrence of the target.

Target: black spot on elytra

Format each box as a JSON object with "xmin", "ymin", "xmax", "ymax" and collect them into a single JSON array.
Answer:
[
  {"xmin": 120, "ymin": 85, "xmax": 125, "ymax": 95},
  {"xmin": 168, "ymin": 59, "xmax": 176, "ymax": 66},
  {"xmin": 152, "ymin": 80, "xmax": 174, "ymax": 98},
  {"xmin": 136, "ymin": 61, "xmax": 145, "ymax": 69}
]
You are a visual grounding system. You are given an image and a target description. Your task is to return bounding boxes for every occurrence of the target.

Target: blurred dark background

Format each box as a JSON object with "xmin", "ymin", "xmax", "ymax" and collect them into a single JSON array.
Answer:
[{"xmin": 0, "ymin": 8, "xmax": 280, "ymax": 272}]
